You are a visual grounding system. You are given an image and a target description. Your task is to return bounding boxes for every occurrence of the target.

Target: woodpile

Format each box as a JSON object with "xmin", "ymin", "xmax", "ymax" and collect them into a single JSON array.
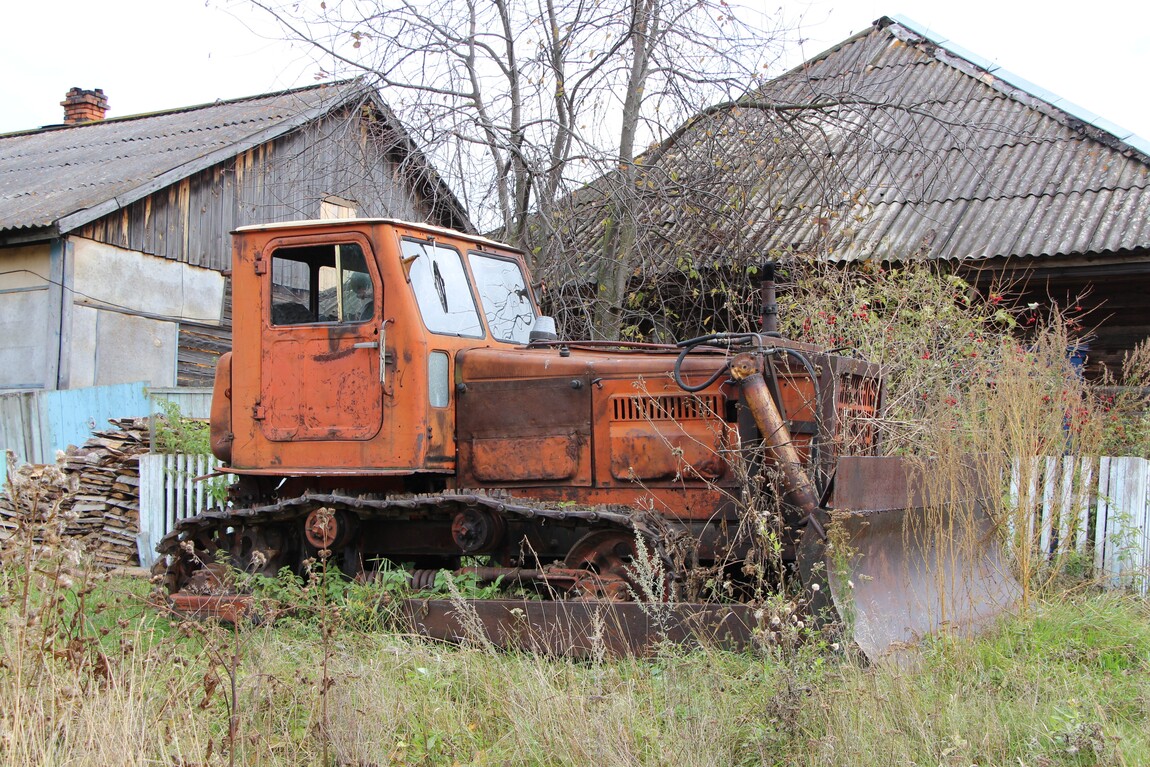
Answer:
[
  {"xmin": 0, "ymin": 455, "xmax": 78, "ymax": 546},
  {"xmin": 1, "ymin": 418, "xmax": 150, "ymax": 568}
]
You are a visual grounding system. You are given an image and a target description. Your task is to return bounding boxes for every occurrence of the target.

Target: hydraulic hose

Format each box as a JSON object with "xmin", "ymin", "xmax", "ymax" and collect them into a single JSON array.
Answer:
[{"xmin": 672, "ymin": 332, "xmax": 759, "ymax": 392}]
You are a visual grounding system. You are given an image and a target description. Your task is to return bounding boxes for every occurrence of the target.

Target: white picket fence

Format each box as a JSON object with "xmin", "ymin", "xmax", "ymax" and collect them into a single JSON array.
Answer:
[
  {"xmin": 137, "ymin": 453, "xmax": 231, "ymax": 567},
  {"xmin": 1011, "ymin": 456, "xmax": 1150, "ymax": 595},
  {"xmin": 136, "ymin": 452, "xmax": 1150, "ymax": 593}
]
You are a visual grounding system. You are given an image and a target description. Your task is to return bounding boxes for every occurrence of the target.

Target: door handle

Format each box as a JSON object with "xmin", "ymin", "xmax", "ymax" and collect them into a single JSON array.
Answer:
[{"xmin": 353, "ymin": 341, "xmax": 380, "ymax": 349}]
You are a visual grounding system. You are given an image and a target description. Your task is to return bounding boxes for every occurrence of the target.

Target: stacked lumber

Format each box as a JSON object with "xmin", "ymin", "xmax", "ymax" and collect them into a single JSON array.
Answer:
[
  {"xmin": 0, "ymin": 418, "xmax": 150, "ymax": 568},
  {"xmin": 61, "ymin": 418, "xmax": 150, "ymax": 568},
  {"xmin": 0, "ymin": 453, "xmax": 78, "ymax": 546}
]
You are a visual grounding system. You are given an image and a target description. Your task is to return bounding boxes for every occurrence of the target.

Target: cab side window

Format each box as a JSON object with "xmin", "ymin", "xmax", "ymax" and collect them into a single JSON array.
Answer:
[{"xmin": 270, "ymin": 243, "xmax": 375, "ymax": 325}]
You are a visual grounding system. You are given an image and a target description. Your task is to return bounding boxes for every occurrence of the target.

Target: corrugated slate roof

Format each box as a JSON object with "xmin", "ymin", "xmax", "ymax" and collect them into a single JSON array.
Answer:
[
  {"xmin": 550, "ymin": 16, "xmax": 1150, "ymax": 268},
  {"xmin": 0, "ymin": 81, "xmax": 378, "ymax": 235}
]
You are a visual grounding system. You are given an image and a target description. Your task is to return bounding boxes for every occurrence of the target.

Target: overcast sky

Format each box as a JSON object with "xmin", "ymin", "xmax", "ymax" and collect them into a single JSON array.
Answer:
[{"xmin": 3, "ymin": 0, "xmax": 1148, "ymax": 143}]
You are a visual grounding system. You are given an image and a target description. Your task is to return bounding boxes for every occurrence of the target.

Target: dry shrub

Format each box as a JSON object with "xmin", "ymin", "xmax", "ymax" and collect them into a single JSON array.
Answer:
[
  {"xmin": 779, "ymin": 262, "xmax": 1150, "ymax": 603},
  {"xmin": 779, "ymin": 262, "xmax": 1020, "ymax": 453}
]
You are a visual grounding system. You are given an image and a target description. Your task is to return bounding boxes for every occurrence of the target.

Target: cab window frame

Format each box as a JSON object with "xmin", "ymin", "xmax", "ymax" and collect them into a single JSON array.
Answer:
[
  {"xmin": 467, "ymin": 250, "xmax": 537, "ymax": 344},
  {"xmin": 266, "ymin": 237, "xmax": 378, "ymax": 327},
  {"xmin": 401, "ymin": 237, "xmax": 485, "ymax": 339}
]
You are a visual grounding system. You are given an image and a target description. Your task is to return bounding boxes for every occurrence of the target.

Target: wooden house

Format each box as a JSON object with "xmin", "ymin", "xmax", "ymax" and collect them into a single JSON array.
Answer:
[
  {"xmin": 0, "ymin": 81, "xmax": 470, "ymax": 392},
  {"xmin": 548, "ymin": 16, "xmax": 1150, "ymax": 374}
]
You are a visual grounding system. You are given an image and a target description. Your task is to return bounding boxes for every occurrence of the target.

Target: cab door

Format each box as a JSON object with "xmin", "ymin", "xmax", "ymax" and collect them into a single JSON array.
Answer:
[{"xmin": 259, "ymin": 236, "xmax": 383, "ymax": 442}]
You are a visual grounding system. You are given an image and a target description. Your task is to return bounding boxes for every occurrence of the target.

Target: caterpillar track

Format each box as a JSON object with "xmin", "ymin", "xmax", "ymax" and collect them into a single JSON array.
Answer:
[
  {"xmin": 155, "ymin": 489, "xmax": 770, "ymax": 655},
  {"xmin": 156, "ymin": 491, "xmax": 688, "ymax": 605}
]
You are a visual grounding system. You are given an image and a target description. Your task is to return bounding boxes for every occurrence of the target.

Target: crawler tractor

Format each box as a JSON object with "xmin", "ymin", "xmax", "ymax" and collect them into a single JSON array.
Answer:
[{"xmin": 157, "ymin": 219, "xmax": 1019, "ymax": 657}]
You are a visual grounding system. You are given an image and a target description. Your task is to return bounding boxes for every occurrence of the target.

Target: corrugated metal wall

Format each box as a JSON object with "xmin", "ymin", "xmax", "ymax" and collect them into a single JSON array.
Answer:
[
  {"xmin": 0, "ymin": 384, "xmax": 214, "ymax": 486},
  {"xmin": 0, "ymin": 382, "xmax": 151, "ymax": 471}
]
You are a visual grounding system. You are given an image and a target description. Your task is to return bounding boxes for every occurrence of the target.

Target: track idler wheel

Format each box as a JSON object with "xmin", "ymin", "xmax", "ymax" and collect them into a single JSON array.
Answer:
[
  {"xmin": 304, "ymin": 507, "xmax": 354, "ymax": 550},
  {"xmin": 562, "ymin": 530, "xmax": 660, "ymax": 601}
]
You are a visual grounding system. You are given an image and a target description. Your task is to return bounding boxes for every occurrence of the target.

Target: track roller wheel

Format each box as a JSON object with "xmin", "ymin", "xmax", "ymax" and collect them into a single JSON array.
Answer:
[
  {"xmin": 304, "ymin": 507, "xmax": 354, "ymax": 550},
  {"xmin": 563, "ymin": 530, "xmax": 655, "ymax": 601}
]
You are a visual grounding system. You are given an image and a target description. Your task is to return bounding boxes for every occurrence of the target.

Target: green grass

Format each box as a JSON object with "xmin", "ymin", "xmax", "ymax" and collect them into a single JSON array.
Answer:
[{"xmin": 1, "ymin": 568, "xmax": 1148, "ymax": 766}]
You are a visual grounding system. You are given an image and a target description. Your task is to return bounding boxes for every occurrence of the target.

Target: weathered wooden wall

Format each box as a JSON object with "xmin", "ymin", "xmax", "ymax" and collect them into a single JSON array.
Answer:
[
  {"xmin": 66, "ymin": 106, "xmax": 451, "ymax": 387},
  {"xmin": 77, "ymin": 106, "xmax": 437, "ymax": 273},
  {"xmin": 971, "ymin": 257, "xmax": 1150, "ymax": 378}
]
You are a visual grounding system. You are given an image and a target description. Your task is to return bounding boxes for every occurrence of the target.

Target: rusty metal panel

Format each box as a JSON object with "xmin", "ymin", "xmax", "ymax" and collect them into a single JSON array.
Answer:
[
  {"xmin": 469, "ymin": 435, "xmax": 584, "ymax": 482},
  {"xmin": 605, "ymin": 390, "xmax": 731, "ymax": 482},
  {"xmin": 260, "ymin": 333, "xmax": 383, "ymax": 441},
  {"xmin": 458, "ymin": 376, "xmax": 592, "ymax": 437},
  {"xmin": 456, "ymin": 375, "xmax": 592, "ymax": 486},
  {"xmin": 402, "ymin": 599, "xmax": 757, "ymax": 656},
  {"xmin": 609, "ymin": 427, "xmax": 727, "ymax": 482},
  {"xmin": 591, "ymin": 377, "xmax": 738, "ymax": 489}
]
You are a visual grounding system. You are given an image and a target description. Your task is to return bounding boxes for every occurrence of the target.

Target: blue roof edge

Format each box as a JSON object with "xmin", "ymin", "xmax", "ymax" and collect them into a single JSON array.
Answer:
[{"xmin": 887, "ymin": 14, "xmax": 1150, "ymax": 158}]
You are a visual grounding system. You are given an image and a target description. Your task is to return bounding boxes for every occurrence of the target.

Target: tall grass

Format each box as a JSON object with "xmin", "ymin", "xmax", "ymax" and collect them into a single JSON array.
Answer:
[
  {"xmin": 784, "ymin": 263, "xmax": 1150, "ymax": 605},
  {"xmin": 0, "ymin": 569, "xmax": 1146, "ymax": 765}
]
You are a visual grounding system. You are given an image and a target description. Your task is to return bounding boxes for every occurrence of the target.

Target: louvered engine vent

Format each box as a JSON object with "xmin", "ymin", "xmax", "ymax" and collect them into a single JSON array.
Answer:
[{"xmin": 611, "ymin": 394, "xmax": 720, "ymax": 421}]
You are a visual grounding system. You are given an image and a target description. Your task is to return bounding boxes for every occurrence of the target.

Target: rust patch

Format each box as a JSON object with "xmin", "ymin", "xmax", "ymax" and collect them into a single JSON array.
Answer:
[
  {"xmin": 610, "ymin": 430, "xmax": 725, "ymax": 481},
  {"xmin": 312, "ymin": 347, "xmax": 357, "ymax": 363},
  {"xmin": 469, "ymin": 435, "xmax": 581, "ymax": 481}
]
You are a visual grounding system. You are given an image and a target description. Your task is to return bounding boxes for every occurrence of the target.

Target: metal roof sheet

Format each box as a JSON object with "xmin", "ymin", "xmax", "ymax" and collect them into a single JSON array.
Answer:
[
  {"xmin": 550, "ymin": 16, "xmax": 1150, "ymax": 269},
  {"xmin": 0, "ymin": 81, "xmax": 373, "ymax": 234}
]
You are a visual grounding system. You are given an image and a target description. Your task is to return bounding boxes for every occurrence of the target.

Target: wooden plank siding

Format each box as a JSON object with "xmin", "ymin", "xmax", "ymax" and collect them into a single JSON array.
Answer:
[
  {"xmin": 71, "ymin": 105, "xmax": 442, "ymax": 386},
  {"xmin": 968, "ymin": 260, "xmax": 1150, "ymax": 377},
  {"xmin": 177, "ymin": 322, "xmax": 232, "ymax": 387},
  {"xmin": 77, "ymin": 107, "xmax": 432, "ymax": 273}
]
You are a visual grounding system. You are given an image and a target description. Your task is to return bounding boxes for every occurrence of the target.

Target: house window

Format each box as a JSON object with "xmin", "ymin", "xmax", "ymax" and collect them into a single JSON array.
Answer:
[
  {"xmin": 269, "ymin": 242, "xmax": 375, "ymax": 325},
  {"xmin": 320, "ymin": 196, "xmax": 358, "ymax": 220}
]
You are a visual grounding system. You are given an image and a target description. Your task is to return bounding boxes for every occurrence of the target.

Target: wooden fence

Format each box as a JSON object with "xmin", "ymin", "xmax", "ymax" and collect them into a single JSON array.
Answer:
[
  {"xmin": 136, "ymin": 453, "xmax": 1150, "ymax": 593},
  {"xmin": 137, "ymin": 453, "xmax": 231, "ymax": 567},
  {"xmin": 1012, "ymin": 455, "xmax": 1149, "ymax": 595}
]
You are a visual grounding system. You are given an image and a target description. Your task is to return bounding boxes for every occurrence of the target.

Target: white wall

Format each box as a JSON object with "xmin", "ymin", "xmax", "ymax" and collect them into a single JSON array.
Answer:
[
  {"xmin": 0, "ymin": 244, "xmax": 52, "ymax": 389},
  {"xmin": 65, "ymin": 238, "xmax": 225, "ymax": 388}
]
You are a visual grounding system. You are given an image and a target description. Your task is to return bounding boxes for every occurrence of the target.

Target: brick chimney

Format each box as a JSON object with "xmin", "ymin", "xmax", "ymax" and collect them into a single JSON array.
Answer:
[{"xmin": 61, "ymin": 88, "xmax": 109, "ymax": 124}]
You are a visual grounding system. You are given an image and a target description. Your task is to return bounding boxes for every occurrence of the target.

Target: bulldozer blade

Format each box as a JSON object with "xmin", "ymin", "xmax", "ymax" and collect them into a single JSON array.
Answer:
[{"xmin": 801, "ymin": 456, "xmax": 1022, "ymax": 661}]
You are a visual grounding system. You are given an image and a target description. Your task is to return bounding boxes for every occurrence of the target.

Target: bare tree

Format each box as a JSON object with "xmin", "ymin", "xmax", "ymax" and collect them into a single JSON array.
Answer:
[{"xmin": 242, "ymin": 0, "xmax": 794, "ymax": 337}]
